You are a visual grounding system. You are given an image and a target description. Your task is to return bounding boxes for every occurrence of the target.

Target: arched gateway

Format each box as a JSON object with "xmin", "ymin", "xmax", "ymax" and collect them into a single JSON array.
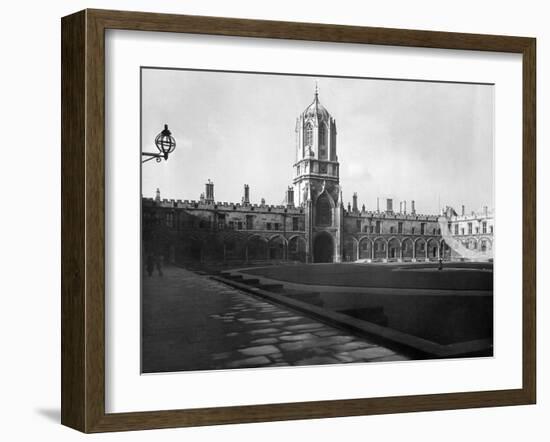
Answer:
[{"xmin": 313, "ymin": 233, "xmax": 334, "ymax": 263}]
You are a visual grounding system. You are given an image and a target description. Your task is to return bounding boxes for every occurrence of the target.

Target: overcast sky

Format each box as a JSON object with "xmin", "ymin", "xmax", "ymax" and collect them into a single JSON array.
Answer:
[{"xmin": 142, "ymin": 68, "xmax": 493, "ymax": 215}]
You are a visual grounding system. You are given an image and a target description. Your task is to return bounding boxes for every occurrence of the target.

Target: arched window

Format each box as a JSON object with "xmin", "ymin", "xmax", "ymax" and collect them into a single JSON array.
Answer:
[
  {"xmin": 318, "ymin": 125, "xmax": 327, "ymax": 159},
  {"xmin": 305, "ymin": 123, "xmax": 313, "ymax": 146},
  {"xmin": 315, "ymin": 193, "xmax": 332, "ymax": 226},
  {"xmin": 319, "ymin": 124, "xmax": 327, "ymax": 146}
]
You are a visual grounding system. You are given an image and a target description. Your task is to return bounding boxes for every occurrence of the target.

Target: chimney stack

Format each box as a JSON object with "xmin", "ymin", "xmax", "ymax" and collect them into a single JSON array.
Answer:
[
  {"xmin": 411, "ymin": 200, "xmax": 416, "ymax": 215},
  {"xmin": 377, "ymin": 197, "xmax": 380, "ymax": 213},
  {"xmin": 352, "ymin": 192, "xmax": 358, "ymax": 213},
  {"xmin": 155, "ymin": 188, "xmax": 161, "ymax": 202},
  {"xmin": 286, "ymin": 186, "xmax": 295, "ymax": 207},
  {"xmin": 386, "ymin": 198, "xmax": 393, "ymax": 213},
  {"xmin": 461, "ymin": 205, "xmax": 465, "ymax": 216},
  {"xmin": 484, "ymin": 205, "xmax": 488, "ymax": 217},
  {"xmin": 205, "ymin": 180, "xmax": 214, "ymax": 203},
  {"xmin": 243, "ymin": 184, "xmax": 250, "ymax": 205},
  {"xmin": 404, "ymin": 201, "xmax": 407, "ymax": 214}
]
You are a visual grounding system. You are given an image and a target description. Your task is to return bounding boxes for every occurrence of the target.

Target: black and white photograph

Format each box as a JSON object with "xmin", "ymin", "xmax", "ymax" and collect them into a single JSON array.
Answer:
[
  {"xmin": 1, "ymin": 0, "xmax": 544, "ymax": 438},
  {"xmin": 141, "ymin": 68, "xmax": 494, "ymax": 374}
]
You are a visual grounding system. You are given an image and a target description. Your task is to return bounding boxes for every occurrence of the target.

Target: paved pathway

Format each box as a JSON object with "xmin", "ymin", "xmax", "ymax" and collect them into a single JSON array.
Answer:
[{"xmin": 142, "ymin": 266, "xmax": 408, "ymax": 373}]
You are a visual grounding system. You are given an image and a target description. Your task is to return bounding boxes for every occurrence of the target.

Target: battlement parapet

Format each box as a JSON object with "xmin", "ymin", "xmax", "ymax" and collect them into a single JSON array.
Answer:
[
  {"xmin": 142, "ymin": 196, "xmax": 304, "ymax": 214},
  {"xmin": 448, "ymin": 211, "xmax": 494, "ymax": 222},
  {"xmin": 344, "ymin": 210, "xmax": 440, "ymax": 221}
]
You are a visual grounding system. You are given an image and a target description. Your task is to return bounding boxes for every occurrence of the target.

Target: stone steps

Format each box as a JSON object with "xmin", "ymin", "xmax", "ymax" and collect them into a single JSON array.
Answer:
[{"xmin": 219, "ymin": 272, "xmax": 284, "ymax": 293}]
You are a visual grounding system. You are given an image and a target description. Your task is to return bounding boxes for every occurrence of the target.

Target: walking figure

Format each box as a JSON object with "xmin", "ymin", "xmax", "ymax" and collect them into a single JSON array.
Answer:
[{"xmin": 155, "ymin": 254, "xmax": 164, "ymax": 277}]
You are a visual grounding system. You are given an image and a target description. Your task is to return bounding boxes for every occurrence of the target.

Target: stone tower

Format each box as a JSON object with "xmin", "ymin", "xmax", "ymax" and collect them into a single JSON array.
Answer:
[{"xmin": 293, "ymin": 85, "xmax": 343, "ymax": 263}]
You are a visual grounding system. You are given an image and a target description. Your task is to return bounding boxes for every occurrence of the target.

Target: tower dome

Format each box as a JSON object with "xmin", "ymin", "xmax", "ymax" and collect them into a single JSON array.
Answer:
[{"xmin": 302, "ymin": 85, "xmax": 330, "ymax": 122}]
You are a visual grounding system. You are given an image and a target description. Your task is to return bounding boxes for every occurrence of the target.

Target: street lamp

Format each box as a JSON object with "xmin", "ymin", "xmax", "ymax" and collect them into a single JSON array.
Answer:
[{"xmin": 142, "ymin": 124, "xmax": 176, "ymax": 163}]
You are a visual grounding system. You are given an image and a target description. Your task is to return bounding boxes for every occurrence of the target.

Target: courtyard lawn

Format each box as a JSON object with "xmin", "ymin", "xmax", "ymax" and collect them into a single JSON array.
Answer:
[{"xmin": 240, "ymin": 262, "xmax": 493, "ymax": 291}]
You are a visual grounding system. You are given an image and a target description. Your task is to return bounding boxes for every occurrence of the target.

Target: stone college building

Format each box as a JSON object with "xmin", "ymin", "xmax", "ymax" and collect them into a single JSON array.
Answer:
[{"xmin": 143, "ymin": 88, "xmax": 494, "ymax": 265}]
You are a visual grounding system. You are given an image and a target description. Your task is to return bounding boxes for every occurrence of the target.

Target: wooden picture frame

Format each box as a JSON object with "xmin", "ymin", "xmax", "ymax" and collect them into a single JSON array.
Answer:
[{"xmin": 61, "ymin": 8, "xmax": 536, "ymax": 433}]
